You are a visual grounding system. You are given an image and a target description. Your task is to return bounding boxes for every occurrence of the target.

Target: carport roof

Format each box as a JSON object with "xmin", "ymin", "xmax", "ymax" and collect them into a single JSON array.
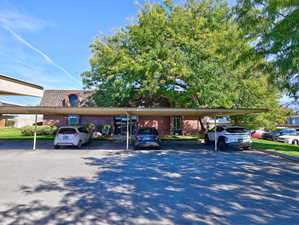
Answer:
[
  {"xmin": 0, "ymin": 106, "xmax": 268, "ymax": 116},
  {"xmin": 0, "ymin": 74, "xmax": 43, "ymax": 97}
]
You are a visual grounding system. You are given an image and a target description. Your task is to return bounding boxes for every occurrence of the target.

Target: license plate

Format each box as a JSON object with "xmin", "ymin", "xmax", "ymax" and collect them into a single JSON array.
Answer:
[
  {"xmin": 238, "ymin": 139, "xmax": 244, "ymax": 142},
  {"xmin": 63, "ymin": 136, "xmax": 69, "ymax": 140}
]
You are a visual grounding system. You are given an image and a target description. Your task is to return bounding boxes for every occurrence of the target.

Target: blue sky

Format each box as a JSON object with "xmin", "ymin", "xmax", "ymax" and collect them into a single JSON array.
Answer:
[{"xmin": 0, "ymin": 0, "xmax": 236, "ymax": 105}]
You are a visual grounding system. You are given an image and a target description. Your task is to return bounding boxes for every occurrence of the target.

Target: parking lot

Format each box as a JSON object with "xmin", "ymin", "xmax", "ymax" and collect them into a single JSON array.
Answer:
[{"xmin": 0, "ymin": 141, "xmax": 299, "ymax": 225}]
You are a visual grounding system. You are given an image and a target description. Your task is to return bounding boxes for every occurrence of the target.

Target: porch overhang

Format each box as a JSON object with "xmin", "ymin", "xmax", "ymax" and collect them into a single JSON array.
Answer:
[
  {"xmin": 0, "ymin": 74, "xmax": 44, "ymax": 98},
  {"xmin": 0, "ymin": 106, "xmax": 268, "ymax": 117}
]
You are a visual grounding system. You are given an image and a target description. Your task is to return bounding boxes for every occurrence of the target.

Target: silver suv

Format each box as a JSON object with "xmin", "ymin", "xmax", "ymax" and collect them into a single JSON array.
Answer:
[{"xmin": 205, "ymin": 126, "xmax": 252, "ymax": 150}]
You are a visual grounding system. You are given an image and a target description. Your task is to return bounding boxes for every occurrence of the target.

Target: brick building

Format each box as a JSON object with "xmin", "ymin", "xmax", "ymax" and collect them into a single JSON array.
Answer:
[{"xmin": 41, "ymin": 90, "xmax": 201, "ymax": 135}]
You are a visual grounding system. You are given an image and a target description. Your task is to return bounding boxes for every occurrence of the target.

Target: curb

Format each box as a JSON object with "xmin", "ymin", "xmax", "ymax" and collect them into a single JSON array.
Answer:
[{"xmin": 254, "ymin": 148, "xmax": 299, "ymax": 163}]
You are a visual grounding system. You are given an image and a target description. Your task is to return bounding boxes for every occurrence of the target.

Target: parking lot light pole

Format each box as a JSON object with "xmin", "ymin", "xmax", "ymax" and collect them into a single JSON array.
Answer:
[
  {"xmin": 126, "ymin": 113, "xmax": 129, "ymax": 150},
  {"xmin": 33, "ymin": 114, "xmax": 37, "ymax": 151},
  {"xmin": 214, "ymin": 116, "xmax": 217, "ymax": 152}
]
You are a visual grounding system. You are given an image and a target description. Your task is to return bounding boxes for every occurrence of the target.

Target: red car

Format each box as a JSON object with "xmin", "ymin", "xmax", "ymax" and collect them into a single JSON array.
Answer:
[{"xmin": 251, "ymin": 130, "xmax": 265, "ymax": 139}]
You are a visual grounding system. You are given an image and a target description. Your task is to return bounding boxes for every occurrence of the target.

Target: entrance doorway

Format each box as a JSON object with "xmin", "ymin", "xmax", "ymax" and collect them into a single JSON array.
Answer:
[{"xmin": 114, "ymin": 115, "xmax": 138, "ymax": 135}]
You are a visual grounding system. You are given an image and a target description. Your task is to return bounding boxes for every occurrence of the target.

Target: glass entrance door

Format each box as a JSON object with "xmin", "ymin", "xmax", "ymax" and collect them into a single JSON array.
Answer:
[{"xmin": 114, "ymin": 115, "xmax": 137, "ymax": 135}]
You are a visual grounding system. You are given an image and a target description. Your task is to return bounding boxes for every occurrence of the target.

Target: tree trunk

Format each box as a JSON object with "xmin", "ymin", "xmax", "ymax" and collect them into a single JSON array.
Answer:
[
  {"xmin": 231, "ymin": 116, "xmax": 240, "ymax": 126},
  {"xmin": 199, "ymin": 117, "xmax": 206, "ymax": 131}
]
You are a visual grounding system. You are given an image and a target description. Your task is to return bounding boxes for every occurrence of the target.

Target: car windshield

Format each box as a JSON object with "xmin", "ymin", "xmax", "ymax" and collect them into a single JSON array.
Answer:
[
  {"xmin": 137, "ymin": 128, "xmax": 158, "ymax": 135},
  {"xmin": 58, "ymin": 128, "xmax": 77, "ymax": 134},
  {"xmin": 225, "ymin": 127, "xmax": 248, "ymax": 133}
]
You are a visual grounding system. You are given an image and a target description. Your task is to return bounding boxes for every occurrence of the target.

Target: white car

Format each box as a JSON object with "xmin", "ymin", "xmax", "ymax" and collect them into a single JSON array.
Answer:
[
  {"xmin": 205, "ymin": 126, "xmax": 252, "ymax": 150},
  {"xmin": 276, "ymin": 134, "xmax": 299, "ymax": 145},
  {"xmin": 54, "ymin": 126, "xmax": 91, "ymax": 149}
]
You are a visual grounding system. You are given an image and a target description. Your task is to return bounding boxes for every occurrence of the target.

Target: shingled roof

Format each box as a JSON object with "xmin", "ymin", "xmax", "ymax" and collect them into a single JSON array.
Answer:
[
  {"xmin": 40, "ymin": 90, "xmax": 95, "ymax": 107},
  {"xmin": 40, "ymin": 90, "xmax": 171, "ymax": 108}
]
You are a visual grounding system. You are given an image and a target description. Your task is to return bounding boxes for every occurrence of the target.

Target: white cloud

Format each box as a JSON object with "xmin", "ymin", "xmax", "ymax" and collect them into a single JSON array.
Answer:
[{"xmin": 0, "ymin": 8, "xmax": 46, "ymax": 32}]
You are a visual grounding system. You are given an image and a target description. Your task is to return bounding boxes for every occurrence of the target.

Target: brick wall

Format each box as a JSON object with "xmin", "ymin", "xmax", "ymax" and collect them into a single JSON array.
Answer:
[
  {"xmin": 138, "ymin": 116, "xmax": 170, "ymax": 135},
  {"xmin": 80, "ymin": 115, "xmax": 113, "ymax": 126},
  {"xmin": 43, "ymin": 114, "xmax": 200, "ymax": 135},
  {"xmin": 0, "ymin": 119, "xmax": 5, "ymax": 127},
  {"xmin": 43, "ymin": 115, "xmax": 67, "ymax": 126},
  {"xmin": 182, "ymin": 116, "xmax": 200, "ymax": 135},
  {"xmin": 43, "ymin": 115, "xmax": 113, "ymax": 127}
]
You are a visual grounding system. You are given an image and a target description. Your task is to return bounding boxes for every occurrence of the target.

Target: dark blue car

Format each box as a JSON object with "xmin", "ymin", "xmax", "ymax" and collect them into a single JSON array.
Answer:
[{"xmin": 133, "ymin": 127, "xmax": 161, "ymax": 150}]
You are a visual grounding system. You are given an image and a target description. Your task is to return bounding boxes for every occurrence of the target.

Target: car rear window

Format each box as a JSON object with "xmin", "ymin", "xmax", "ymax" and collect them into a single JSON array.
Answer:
[
  {"xmin": 225, "ymin": 128, "xmax": 248, "ymax": 133},
  {"xmin": 58, "ymin": 128, "xmax": 77, "ymax": 134},
  {"xmin": 137, "ymin": 128, "xmax": 158, "ymax": 135}
]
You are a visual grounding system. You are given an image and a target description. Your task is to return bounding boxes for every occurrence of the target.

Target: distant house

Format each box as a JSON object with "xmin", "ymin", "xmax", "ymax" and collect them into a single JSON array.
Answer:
[
  {"xmin": 288, "ymin": 113, "xmax": 299, "ymax": 126},
  {"xmin": 0, "ymin": 101, "xmax": 19, "ymax": 127},
  {"xmin": 40, "ymin": 90, "xmax": 201, "ymax": 135},
  {"xmin": 0, "ymin": 101, "xmax": 43, "ymax": 128}
]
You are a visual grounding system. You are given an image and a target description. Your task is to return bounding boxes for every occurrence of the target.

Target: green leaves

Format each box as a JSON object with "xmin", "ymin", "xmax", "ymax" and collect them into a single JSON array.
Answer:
[
  {"xmin": 235, "ymin": 0, "xmax": 299, "ymax": 97},
  {"xmin": 82, "ymin": 0, "xmax": 290, "ymax": 129}
]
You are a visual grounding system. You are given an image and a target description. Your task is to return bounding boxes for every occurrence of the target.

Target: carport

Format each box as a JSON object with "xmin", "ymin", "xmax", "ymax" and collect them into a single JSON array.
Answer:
[{"xmin": 0, "ymin": 106, "xmax": 267, "ymax": 151}]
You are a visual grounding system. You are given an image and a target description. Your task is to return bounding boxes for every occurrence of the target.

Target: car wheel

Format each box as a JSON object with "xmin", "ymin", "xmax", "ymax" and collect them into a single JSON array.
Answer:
[
  {"xmin": 242, "ymin": 146, "xmax": 251, "ymax": 151},
  {"xmin": 54, "ymin": 145, "xmax": 60, "ymax": 149},
  {"xmin": 77, "ymin": 141, "xmax": 82, "ymax": 149},
  {"xmin": 292, "ymin": 140, "xmax": 299, "ymax": 145},
  {"xmin": 204, "ymin": 135, "xmax": 210, "ymax": 145},
  {"xmin": 218, "ymin": 138, "xmax": 227, "ymax": 151}
]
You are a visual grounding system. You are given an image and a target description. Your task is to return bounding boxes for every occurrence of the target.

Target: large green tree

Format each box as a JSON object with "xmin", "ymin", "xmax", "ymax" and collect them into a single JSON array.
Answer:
[
  {"xmin": 82, "ymin": 0, "xmax": 290, "ymax": 129},
  {"xmin": 235, "ymin": 0, "xmax": 299, "ymax": 97}
]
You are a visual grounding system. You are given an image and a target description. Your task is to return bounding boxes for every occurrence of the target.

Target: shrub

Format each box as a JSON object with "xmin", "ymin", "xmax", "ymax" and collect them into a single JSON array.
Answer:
[
  {"xmin": 5, "ymin": 120, "xmax": 15, "ymax": 127},
  {"xmin": 97, "ymin": 125, "xmax": 104, "ymax": 132},
  {"xmin": 21, "ymin": 125, "xmax": 57, "ymax": 136},
  {"xmin": 97, "ymin": 124, "xmax": 112, "ymax": 135},
  {"xmin": 85, "ymin": 123, "xmax": 96, "ymax": 132}
]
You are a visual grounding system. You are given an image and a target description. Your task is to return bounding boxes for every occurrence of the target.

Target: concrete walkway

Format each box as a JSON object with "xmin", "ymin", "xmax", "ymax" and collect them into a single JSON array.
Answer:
[{"xmin": 0, "ymin": 147, "xmax": 298, "ymax": 224}]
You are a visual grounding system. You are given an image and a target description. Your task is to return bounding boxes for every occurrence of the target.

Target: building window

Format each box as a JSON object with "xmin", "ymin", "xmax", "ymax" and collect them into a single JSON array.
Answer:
[
  {"xmin": 172, "ymin": 116, "xmax": 182, "ymax": 135},
  {"xmin": 69, "ymin": 94, "xmax": 78, "ymax": 107},
  {"xmin": 174, "ymin": 116, "xmax": 182, "ymax": 130},
  {"xmin": 68, "ymin": 115, "xmax": 79, "ymax": 125}
]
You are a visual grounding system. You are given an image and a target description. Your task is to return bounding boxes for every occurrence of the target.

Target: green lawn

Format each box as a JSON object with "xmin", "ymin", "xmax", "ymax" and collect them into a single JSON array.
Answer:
[
  {"xmin": 0, "ymin": 127, "xmax": 119, "ymax": 141},
  {"xmin": 1, "ymin": 128, "xmax": 201, "ymax": 141},
  {"xmin": 253, "ymin": 138, "xmax": 299, "ymax": 157},
  {"xmin": 0, "ymin": 128, "xmax": 54, "ymax": 140}
]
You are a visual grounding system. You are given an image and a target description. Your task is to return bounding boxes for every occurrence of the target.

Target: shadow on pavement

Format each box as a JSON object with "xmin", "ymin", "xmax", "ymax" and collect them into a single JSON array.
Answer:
[
  {"xmin": 1, "ymin": 150, "xmax": 299, "ymax": 224},
  {"xmin": 0, "ymin": 140, "xmax": 126, "ymax": 151},
  {"xmin": 0, "ymin": 140, "xmax": 209, "ymax": 151}
]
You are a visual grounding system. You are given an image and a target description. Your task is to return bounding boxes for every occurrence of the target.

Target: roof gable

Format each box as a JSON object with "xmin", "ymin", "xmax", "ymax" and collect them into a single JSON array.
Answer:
[{"xmin": 40, "ymin": 90, "xmax": 94, "ymax": 107}]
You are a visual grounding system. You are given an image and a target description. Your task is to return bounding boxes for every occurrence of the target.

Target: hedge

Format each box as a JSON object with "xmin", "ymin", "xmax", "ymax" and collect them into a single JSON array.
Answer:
[
  {"xmin": 97, "ymin": 124, "xmax": 112, "ymax": 135},
  {"xmin": 5, "ymin": 120, "xmax": 15, "ymax": 127},
  {"xmin": 20, "ymin": 125, "xmax": 58, "ymax": 136},
  {"xmin": 85, "ymin": 123, "xmax": 96, "ymax": 132}
]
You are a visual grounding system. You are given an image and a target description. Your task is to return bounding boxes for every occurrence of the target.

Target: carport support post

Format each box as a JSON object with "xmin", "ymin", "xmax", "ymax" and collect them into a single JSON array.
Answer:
[
  {"xmin": 126, "ymin": 113, "xmax": 130, "ymax": 150},
  {"xmin": 33, "ymin": 114, "xmax": 37, "ymax": 151},
  {"xmin": 214, "ymin": 116, "xmax": 217, "ymax": 152}
]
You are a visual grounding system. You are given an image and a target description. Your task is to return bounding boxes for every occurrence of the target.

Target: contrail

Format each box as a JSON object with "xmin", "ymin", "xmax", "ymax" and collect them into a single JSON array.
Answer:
[{"xmin": 1, "ymin": 25, "xmax": 82, "ymax": 86}]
